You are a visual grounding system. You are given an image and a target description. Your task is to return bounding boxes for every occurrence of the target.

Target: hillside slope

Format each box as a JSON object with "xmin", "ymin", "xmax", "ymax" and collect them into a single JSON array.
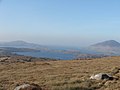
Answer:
[
  {"xmin": 0, "ymin": 56, "xmax": 120, "ymax": 90},
  {"xmin": 89, "ymin": 40, "xmax": 120, "ymax": 55}
]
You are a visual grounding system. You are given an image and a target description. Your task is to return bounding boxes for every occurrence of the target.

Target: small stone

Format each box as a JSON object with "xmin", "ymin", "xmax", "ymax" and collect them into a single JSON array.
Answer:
[
  {"xmin": 104, "ymin": 81, "xmax": 112, "ymax": 86},
  {"xmin": 104, "ymin": 81, "xmax": 117, "ymax": 86},
  {"xmin": 111, "ymin": 67, "xmax": 120, "ymax": 75}
]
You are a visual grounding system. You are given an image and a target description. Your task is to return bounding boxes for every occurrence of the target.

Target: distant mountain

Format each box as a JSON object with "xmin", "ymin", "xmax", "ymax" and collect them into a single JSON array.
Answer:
[
  {"xmin": 0, "ymin": 40, "xmax": 47, "ymax": 50},
  {"xmin": 89, "ymin": 40, "xmax": 120, "ymax": 55},
  {"xmin": 92, "ymin": 40, "xmax": 120, "ymax": 47},
  {"xmin": 0, "ymin": 40, "xmax": 112, "ymax": 60}
]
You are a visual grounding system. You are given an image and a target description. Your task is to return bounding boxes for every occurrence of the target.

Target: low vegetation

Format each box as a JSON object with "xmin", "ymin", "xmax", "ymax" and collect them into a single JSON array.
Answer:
[{"xmin": 0, "ymin": 56, "xmax": 120, "ymax": 90}]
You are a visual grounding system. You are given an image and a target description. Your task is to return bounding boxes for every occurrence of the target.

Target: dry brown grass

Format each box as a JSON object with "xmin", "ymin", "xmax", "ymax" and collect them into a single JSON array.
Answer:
[{"xmin": 0, "ymin": 56, "xmax": 120, "ymax": 90}]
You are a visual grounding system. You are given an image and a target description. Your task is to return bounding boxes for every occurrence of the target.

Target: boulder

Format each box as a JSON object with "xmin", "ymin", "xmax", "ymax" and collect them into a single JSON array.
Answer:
[
  {"xmin": 90, "ymin": 73, "xmax": 113, "ymax": 80},
  {"xmin": 14, "ymin": 83, "xmax": 42, "ymax": 90},
  {"xmin": 0, "ymin": 57, "xmax": 9, "ymax": 62}
]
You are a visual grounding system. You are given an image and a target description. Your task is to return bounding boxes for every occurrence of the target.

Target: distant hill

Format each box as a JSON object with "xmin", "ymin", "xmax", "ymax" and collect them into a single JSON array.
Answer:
[
  {"xmin": 89, "ymin": 40, "xmax": 120, "ymax": 55},
  {"xmin": 0, "ymin": 40, "xmax": 48, "ymax": 50},
  {"xmin": 0, "ymin": 41, "xmax": 82, "ymax": 59},
  {"xmin": 0, "ymin": 40, "xmax": 116, "ymax": 59},
  {"xmin": 92, "ymin": 40, "xmax": 120, "ymax": 47}
]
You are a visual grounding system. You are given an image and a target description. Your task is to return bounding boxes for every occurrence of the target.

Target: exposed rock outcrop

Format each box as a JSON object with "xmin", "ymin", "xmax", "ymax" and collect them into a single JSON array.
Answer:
[
  {"xmin": 90, "ymin": 73, "xmax": 113, "ymax": 80},
  {"xmin": 14, "ymin": 83, "xmax": 42, "ymax": 90}
]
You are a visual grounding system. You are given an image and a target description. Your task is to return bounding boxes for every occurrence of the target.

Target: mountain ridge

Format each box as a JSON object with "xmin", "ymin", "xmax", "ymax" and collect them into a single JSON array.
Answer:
[
  {"xmin": 89, "ymin": 40, "xmax": 120, "ymax": 55},
  {"xmin": 0, "ymin": 40, "xmax": 46, "ymax": 49},
  {"xmin": 91, "ymin": 40, "xmax": 120, "ymax": 47}
]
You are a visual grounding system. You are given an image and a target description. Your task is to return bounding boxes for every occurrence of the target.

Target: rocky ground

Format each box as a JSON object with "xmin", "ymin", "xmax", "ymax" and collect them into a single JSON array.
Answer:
[
  {"xmin": 0, "ymin": 56, "xmax": 120, "ymax": 90},
  {"xmin": 0, "ymin": 55, "xmax": 57, "ymax": 63}
]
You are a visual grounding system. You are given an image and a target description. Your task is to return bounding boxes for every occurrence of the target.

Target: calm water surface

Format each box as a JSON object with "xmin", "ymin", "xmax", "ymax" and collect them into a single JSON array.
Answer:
[{"xmin": 16, "ymin": 51, "xmax": 76, "ymax": 60}]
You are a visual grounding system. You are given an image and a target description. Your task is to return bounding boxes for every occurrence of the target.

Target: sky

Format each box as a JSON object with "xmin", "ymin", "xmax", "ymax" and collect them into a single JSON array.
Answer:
[{"xmin": 0, "ymin": 0, "xmax": 120, "ymax": 47}]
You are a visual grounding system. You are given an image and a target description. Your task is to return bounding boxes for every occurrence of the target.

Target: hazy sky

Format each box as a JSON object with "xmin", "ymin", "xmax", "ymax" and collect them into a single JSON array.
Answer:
[{"xmin": 0, "ymin": 0, "xmax": 120, "ymax": 47}]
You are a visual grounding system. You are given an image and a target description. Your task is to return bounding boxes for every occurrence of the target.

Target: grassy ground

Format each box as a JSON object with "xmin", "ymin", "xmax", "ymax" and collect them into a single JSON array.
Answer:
[{"xmin": 0, "ymin": 56, "xmax": 120, "ymax": 90}]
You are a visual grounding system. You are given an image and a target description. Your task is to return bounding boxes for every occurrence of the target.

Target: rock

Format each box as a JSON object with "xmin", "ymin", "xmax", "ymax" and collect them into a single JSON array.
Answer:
[
  {"xmin": 111, "ymin": 67, "xmax": 120, "ymax": 75},
  {"xmin": 113, "ymin": 76, "xmax": 119, "ymax": 80},
  {"xmin": 104, "ymin": 81, "xmax": 117, "ymax": 86},
  {"xmin": 104, "ymin": 81, "xmax": 113, "ymax": 86},
  {"xmin": 90, "ymin": 73, "xmax": 113, "ymax": 80},
  {"xmin": 14, "ymin": 83, "xmax": 42, "ymax": 90},
  {"xmin": 0, "ymin": 57, "xmax": 9, "ymax": 62}
]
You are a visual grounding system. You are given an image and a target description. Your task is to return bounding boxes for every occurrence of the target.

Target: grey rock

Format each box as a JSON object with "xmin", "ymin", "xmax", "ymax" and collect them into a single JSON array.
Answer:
[
  {"xmin": 14, "ymin": 83, "xmax": 42, "ymax": 90},
  {"xmin": 90, "ymin": 73, "xmax": 113, "ymax": 80}
]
